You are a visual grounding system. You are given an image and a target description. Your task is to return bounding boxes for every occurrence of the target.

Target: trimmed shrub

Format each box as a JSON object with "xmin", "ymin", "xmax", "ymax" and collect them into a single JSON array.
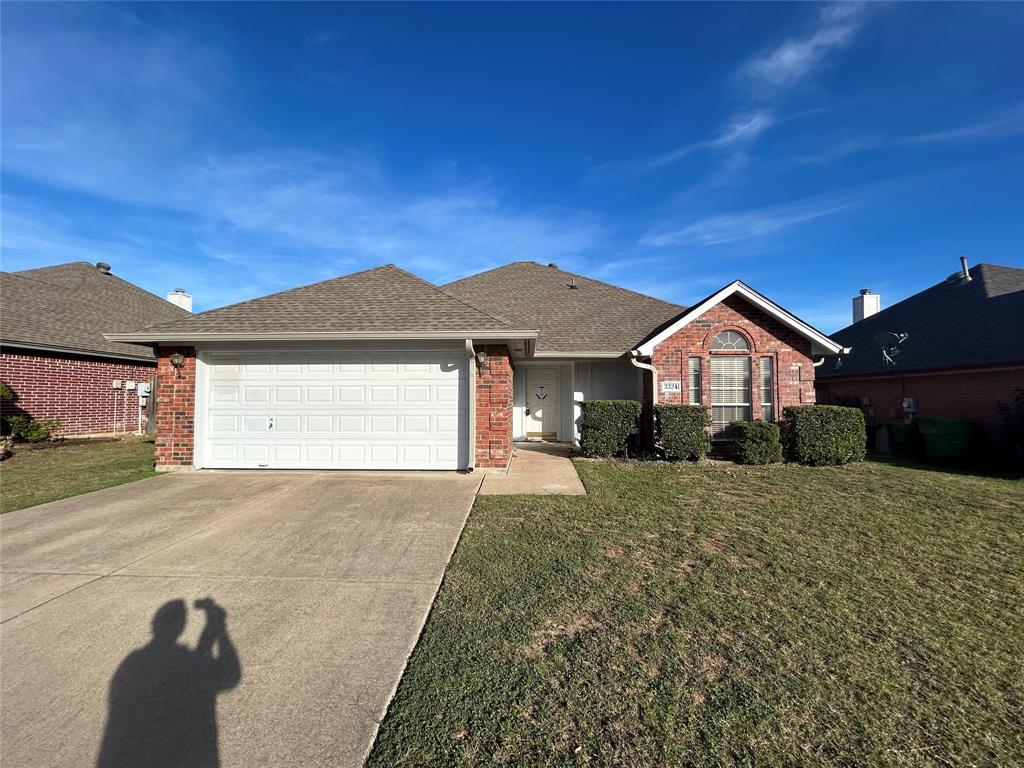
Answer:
[
  {"xmin": 728, "ymin": 420, "xmax": 782, "ymax": 465},
  {"xmin": 656, "ymin": 404, "xmax": 711, "ymax": 460},
  {"xmin": 782, "ymin": 405, "xmax": 866, "ymax": 465},
  {"xmin": 579, "ymin": 400, "xmax": 641, "ymax": 457},
  {"xmin": 5, "ymin": 416, "xmax": 59, "ymax": 443}
]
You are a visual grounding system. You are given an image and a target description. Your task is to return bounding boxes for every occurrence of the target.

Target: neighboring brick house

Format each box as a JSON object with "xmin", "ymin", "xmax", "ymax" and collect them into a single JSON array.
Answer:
[
  {"xmin": 816, "ymin": 260, "xmax": 1024, "ymax": 457},
  {"xmin": 0, "ymin": 262, "xmax": 191, "ymax": 437},
  {"xmin": 107, "ymin": 262, "xmax": 842, "ymax": 472}
]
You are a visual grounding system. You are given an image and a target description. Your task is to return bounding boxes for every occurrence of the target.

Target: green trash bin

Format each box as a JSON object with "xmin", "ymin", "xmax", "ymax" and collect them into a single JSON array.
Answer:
[
  {"xmin": 889, "ymin": 422, "xmax": 915, "ymax": 456},
  {"xmin": 918, "ymin": 417, "xmax": 973, "ymax": 460}
]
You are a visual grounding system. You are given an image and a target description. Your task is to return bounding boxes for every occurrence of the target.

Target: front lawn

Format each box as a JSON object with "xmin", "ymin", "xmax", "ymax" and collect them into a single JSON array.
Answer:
[
  {"xmin": 369, "ymin": 459, "xmax": 1024, "ymax": 767},
  {"xmin": 0, "ymin": 438, "xmax": 157, "ymax": 514}
]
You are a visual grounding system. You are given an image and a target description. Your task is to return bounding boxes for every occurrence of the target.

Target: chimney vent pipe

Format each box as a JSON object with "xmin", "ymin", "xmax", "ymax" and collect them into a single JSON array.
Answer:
[{"xmin": 959, "ymin": 256, "xmax": 972, "ymax": 282}]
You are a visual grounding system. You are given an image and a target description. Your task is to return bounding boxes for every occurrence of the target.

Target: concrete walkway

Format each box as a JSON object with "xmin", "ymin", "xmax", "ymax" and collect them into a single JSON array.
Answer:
[
  {"xmin": 478, "ymin": 442, "xmax": 586, "ymax": 495},
  {"xmin": 0, "ymin": 470, "xmax": 481, "ymax": 768}
]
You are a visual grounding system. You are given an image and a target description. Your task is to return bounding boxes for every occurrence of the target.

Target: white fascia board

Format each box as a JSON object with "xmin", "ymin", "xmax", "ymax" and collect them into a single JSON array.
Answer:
[
  {"xmin": 634, "ymin": 281, "xmax": 843, "ymax": 357},
  {"xmin": 104, "ymin": 329, "xmax": 539, "ymax": 344}
]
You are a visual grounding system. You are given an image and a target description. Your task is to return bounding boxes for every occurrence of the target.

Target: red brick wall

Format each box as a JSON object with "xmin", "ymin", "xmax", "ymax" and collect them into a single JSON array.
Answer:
[
  {"xmin": 475, "ymin": 344, "xmax": 513, "ymax": 469},
  {"xmin": 651, "ymin": 295, "xmax": 816, "ymax": 418},
  {"xmin": 817, "ymin": 365, "xmax": 1024, "ymax": 452},
  {"xmin": 154, "ymin": 346, "xmax": 196, "ymax": 469},
  {"xmin": 0, "ymin": 348, "xmax": 155, "ymax": 437}
]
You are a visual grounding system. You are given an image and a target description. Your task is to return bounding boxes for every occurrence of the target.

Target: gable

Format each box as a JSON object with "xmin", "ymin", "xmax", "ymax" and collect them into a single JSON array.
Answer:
[{"xmin": 636, "ymin": 281, "xmax": 843, "ymax": 357}]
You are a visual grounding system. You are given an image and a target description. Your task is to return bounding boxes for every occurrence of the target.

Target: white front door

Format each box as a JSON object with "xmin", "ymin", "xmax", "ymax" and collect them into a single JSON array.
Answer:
[
  {"xmin": 525, "ymin": 367, "xmax": 559, "ymax": 439},
  {"xmin": 198, "ymin": 346, "xmax": 467, "ymax": 469}
]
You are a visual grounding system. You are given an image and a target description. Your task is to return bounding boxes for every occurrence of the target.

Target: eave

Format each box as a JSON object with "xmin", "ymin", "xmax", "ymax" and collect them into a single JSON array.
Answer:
[{"xmin": 633, "ymin": 281, "xmax": 844, "ymax": 357}]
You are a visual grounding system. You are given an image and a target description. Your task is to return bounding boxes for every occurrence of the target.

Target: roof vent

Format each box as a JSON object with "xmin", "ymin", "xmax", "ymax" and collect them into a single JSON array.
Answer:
[
  {"xmin": 959, "ymin": 256, "xmax": 972, "ymax": 282},
  {"xmin": 568, "ymin": 276, "xmax": 578, "ymax": 289},
  {"xmin": 548, "ymin": 262, "xmax": 558, "ymax": 269},
  {"xmin": 95, "ymin": 262, "xmax": 111, "ymax": 274}
]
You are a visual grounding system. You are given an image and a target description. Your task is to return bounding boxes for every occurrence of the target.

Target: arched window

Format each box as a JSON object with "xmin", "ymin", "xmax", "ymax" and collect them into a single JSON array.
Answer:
[{"xmin": 710, "ymin": 330, "xmax": 749, "ymax": 350}]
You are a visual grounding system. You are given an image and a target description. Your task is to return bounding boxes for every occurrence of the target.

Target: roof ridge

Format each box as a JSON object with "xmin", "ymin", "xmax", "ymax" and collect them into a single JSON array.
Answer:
[
  {"xmin": 387, "ymin": 263, "xmax": 514, "ymax": 328},
  {"xmin": 448, "ymin": 260, "xmax": 684, "ymax": 311}
]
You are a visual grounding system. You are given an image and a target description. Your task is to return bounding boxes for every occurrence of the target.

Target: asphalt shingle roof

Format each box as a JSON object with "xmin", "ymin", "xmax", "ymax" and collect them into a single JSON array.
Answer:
[
  {"xmin": 443, "ymin": 261, "xmax": 685, "ymax": 355},
  {"xmin": 135, "ymin": 264, "xmax": 514, "ymax": 337},
  {"xmin": 0, "ymin": 262, "xmax": 191, "ymax": 361},
  {"xmin": 818, "ymin": 263, "xmax": 1024, "ymax": 378}
]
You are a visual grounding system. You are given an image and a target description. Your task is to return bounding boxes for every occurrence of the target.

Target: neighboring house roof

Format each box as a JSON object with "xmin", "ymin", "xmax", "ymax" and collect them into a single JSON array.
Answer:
[
  {"xmin": 818, "ymin": 262, "xmax": 1024, "ymax": 379},
  {"xmin": 443, "ymin": 261, "xmax": 684, "ymax": 356},
  {"xmin": 108, "ymin": 264, "xmax": 536, "ymax": 344},
  {"xmin": 635, "ymin": 280, "xmax": 844, "ymax": 357},
  {"xmin": 0, "ymin": 262, "xmax": 191, "ymax": 362}
]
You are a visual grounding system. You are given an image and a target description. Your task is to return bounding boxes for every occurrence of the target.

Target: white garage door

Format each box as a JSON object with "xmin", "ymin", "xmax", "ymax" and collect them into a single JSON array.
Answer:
[{"xmin": 198, "ymin": 346, "xmax": 468, "ymax": 470}]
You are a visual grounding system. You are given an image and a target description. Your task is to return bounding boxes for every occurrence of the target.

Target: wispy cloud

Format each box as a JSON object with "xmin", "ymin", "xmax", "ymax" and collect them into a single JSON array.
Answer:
[
  {"xmin": 0, "ymin": 6, "xmax": 604, "ymax": 304},
  {"xmin": 741, "ymin": 2, "xmax": 868, "ymax": 96},
  {"xmin": 642, "ymin": 4, "xmax": 871, "ymax": 173},
  {"xmin": 646, "ymin": 110, "xmax": 778, "ymax": 169},
  {"xmin": 640, "ymin": 194, "xmax": 858, "ymax": 247},
  {"xmin": 802, "ymin": 104, "xmax": 1024, "ymax": 162}
]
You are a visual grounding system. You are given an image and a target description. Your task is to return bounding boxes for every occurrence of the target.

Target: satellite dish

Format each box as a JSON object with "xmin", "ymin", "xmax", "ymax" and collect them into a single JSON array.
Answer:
[{"xmin": 874, "ymin": 331, "xmax": 909, "ymax": 368}]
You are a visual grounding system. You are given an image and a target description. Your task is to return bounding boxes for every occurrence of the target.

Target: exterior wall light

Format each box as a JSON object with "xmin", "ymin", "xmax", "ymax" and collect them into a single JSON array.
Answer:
[
  {"xmin": 169, "ymin": 353, "xmax": 186, "ymax": 368},
  {"xmin": 474, "ymin": 350, "xmax": 489, "ymax": 369}
]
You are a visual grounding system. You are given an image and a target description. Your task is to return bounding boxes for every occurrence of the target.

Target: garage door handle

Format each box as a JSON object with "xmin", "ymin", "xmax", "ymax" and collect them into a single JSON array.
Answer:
[{"xmin": 268, "ymin": 418, "xmax": 274, "ymax": 430}]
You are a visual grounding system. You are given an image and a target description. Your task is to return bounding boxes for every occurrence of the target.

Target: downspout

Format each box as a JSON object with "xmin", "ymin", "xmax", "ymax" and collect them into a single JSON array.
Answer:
[
  {"xmin": 629, "ymin": 350, "xmax": 658, "ymax": 452},
  {"xmin": 465, "ymin": 339, "xmax": 477, "ymax": 472}
]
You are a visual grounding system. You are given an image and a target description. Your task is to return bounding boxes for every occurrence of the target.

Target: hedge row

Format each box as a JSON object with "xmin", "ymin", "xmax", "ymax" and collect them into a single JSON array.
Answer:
[{"xmin": 577, "ymin": 400, "xmax": 866, "ymax": 466}]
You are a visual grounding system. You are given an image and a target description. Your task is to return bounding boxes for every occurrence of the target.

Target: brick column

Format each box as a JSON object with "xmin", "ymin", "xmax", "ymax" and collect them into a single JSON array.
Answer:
[
  {"xmin": 154, "ymin": 346, "xmax": 196, "ymax": 470},
  {"xmin": 474, "ymin": 344, "xmax": 513, "ymax": 470}
]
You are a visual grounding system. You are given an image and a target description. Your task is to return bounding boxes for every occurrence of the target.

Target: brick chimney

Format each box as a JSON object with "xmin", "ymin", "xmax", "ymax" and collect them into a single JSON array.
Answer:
[
  {"xmin": 852, "ymin": 288, "xmax": 880, "ymax": 323},
  {"xmin": 166, "ymin": 288, "xmax": 193, "ymax": 313}
]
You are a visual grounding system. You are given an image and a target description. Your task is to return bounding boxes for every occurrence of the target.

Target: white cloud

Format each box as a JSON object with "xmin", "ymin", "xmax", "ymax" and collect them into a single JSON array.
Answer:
[
  {"xmin": 741, "ymin": 2, "xmax": 868, "ymax": 95},
  {"xmin": 647, "ymin": 110, "xmax": 778, "ymax": 169},
  {"xmin": 1, "ymin": 6, "xmax": 604, "ymax": 300},
  {"xmin": 640, "ymin": 195, "xmax": 857, "ymax": 247}
]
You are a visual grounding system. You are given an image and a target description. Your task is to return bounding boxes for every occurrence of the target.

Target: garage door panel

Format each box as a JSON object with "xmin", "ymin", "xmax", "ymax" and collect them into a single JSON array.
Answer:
[{"xmin": 201, "ymin": 347, "xmax": 467, "ymax": 469}]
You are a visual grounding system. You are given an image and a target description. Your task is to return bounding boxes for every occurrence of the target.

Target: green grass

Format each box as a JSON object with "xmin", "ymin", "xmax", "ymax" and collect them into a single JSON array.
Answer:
[
  {"xmin": 369, "ymin": 458, "xmax": 1024, "ymax": 767},
  {"xmin": 0, "ymin": 438, "xmax": 157, "ymax": 513}
]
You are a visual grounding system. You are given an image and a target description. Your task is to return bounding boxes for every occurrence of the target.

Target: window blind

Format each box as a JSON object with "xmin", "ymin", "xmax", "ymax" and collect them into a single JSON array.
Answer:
[{"xmin": 710, "ymin": 356, "xmax": 751, "ymax": 436}]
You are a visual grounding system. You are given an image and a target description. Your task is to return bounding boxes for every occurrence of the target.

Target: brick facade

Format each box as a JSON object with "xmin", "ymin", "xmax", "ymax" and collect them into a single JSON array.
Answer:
[
  {"xmin": 817, "ymin": 365, "xmax": 1024, "ymax": 454},
  {"xmin": 0, "ymin": 348, "xmax": 155, "ymax": 437},
  {"xmin": 474, "ymin": 344, "xmax": 513, "ymax": 469},
  {"xmin": 650, "ymin": 295, "xmax": 816, "ymax": 419},
  {"xmin": 154, "ymin": 346, "xmax": 197, "ymax": 470}
]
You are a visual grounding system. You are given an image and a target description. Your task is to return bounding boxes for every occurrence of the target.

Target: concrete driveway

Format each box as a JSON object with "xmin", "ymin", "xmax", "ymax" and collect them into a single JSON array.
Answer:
[{"xmin": 0, "ymin": 470, "xmax": 481, "ymax": 768}]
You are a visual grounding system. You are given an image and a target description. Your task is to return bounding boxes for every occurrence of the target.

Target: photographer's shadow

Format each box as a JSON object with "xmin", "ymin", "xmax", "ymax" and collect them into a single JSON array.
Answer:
[{"xmin": 96, "ymin": 598, "xmax": 241, "ymax": 768}]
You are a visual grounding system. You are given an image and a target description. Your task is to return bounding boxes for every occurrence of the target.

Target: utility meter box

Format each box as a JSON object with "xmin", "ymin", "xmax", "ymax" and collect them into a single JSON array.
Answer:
[
  {"xmin": 125, "ymin": 381, "xmax": 136, "ymax": 390},
  {"xmin": 112, "ymin": 380, "xmax": 122, "ymax": 389}
]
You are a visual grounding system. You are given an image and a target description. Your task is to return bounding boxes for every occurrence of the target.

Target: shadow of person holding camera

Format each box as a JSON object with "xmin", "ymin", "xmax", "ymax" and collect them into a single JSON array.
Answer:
[{"xmin": 96, "ymin": 597, "xmax": 241, "ymax": 768}]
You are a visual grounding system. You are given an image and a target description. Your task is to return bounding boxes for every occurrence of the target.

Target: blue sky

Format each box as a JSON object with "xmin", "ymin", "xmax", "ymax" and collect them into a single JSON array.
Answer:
[{"xmin": 2, "ymin": 2, "xmax": 1022, "ymax": 331}]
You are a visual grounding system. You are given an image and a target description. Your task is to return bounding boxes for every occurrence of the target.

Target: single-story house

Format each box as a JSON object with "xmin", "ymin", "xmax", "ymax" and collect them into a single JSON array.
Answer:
[
  {"xmin": 816, "ymin": 259, "xmax": 1024, "ymax": 455},
  {"xmin": 0, "ymin": 262, "xmax": 192, "ymax": 437},
  {"xmin": 106, "ymin": 262, "xmax": 843, "ymax": 472}
]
